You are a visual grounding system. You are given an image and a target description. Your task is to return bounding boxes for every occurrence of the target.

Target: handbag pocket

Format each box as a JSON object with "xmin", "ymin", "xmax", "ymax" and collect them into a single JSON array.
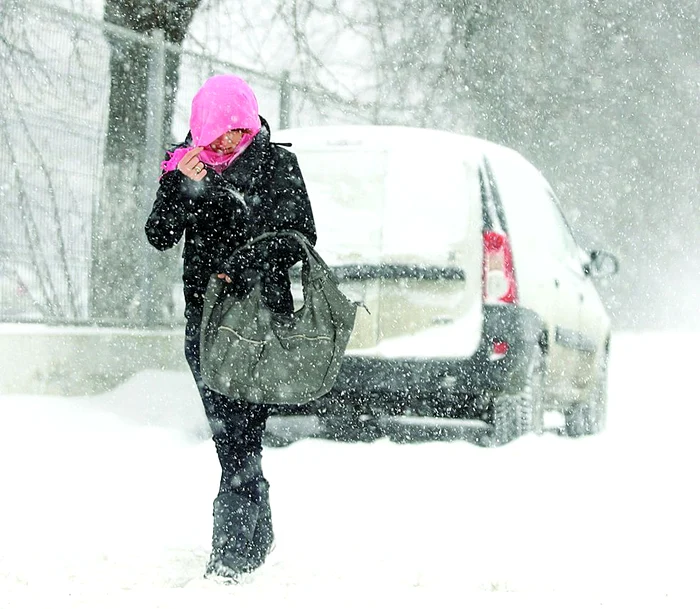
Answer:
[{"xmin": 253, "ymin": 327, "xmax": 336, "ymax": 403}]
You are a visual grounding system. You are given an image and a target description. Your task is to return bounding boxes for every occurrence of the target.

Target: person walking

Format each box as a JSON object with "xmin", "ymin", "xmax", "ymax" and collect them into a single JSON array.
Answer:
[{"xmin": 145, "ymin": 74, "xmax": 316, "ymax": 580}]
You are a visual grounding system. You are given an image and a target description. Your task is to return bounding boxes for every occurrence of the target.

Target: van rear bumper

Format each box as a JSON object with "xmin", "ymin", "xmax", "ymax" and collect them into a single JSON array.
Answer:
[{"xmin": 271, "ymin": 304, "xmax": 544, "ymax": 416}]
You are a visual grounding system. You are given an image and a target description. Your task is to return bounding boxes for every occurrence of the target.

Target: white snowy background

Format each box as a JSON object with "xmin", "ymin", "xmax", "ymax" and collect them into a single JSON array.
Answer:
[
  {"xmin": 1, "ymin": 331, "xmax": 698, "ymax": 607},
  {"xmin": 1, "ymin": 2, "xmax": 698, "ymax": 608}
]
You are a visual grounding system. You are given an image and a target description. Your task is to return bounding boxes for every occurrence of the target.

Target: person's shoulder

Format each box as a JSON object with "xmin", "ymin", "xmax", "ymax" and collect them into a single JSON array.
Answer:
[
  {"xmin": 259, "ymin": 117, "xmax": 299, "ymax": 169},
  {"xmin": 270, "ymin": 142, "xmax": 296, "ymax": 160},
  {"xmin": 268, "ymin": 142, "xmax": 301, "ymax": 175}
]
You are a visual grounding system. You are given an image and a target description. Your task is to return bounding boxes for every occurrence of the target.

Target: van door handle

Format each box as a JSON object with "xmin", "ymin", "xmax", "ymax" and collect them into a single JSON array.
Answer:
[{"xmin": 554, "ymin": 279, "xmax": 560, "ymax": 288}]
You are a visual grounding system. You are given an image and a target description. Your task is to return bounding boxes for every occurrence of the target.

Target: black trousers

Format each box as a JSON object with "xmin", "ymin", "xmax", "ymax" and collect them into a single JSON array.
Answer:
[{"xmin": 184, "ymin": 317, "xmax": 269, "ymax": 501}]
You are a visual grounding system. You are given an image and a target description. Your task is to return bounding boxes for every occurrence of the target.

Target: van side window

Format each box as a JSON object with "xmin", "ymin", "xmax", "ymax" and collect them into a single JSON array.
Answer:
[
  {"xmin": 487, "ymin": 157, "xmax": 568, "ymax": 260},
  {"xmin": 546, "ymin": 190, "xmax": 581, "ymax": 261},
  {"xmin": 484, "ymin": 153, "xmax": 586, "ymax": 272}
]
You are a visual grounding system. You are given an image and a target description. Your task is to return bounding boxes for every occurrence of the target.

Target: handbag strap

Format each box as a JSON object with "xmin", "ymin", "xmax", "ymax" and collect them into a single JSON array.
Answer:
[
  {"xmin": 230, "ymin": 230, "xmax": 332, "ymax": 283},
  {"xmin": 230, "ymin": 229, "xmax": 310, "ymax": 254}
]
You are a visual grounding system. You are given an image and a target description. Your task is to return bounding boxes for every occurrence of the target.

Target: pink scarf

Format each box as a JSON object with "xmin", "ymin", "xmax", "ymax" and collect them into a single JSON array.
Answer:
[{"xmin": 161, "ymin": 74, "xmax": 262, "ymax": 175}]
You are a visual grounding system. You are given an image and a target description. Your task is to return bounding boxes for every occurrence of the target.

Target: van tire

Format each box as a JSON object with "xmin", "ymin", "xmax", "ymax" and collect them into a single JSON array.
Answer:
[
  {"xmin": 564, "ymin": 351, "xmax": 608, "ymax": 437},
  {"xmin": 483, "ymin": 345, "xmax": 546, "ymax": 447},
  {"xmin": 520, "ymin": 345, "xmax": 546, "ymax": 436},
  {"xmin": 490, "ymin": 394, "xmax": 520, "ymax": 446}
]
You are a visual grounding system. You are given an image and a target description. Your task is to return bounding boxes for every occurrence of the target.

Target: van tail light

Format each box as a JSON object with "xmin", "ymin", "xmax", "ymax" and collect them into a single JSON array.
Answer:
[
  {"xmin": 482, "ymin": 231, "xmax": 518, "ymax": 304},
  {"xmin": 489, "ymin": 340, "xmax": 510, "ymax": 361}
]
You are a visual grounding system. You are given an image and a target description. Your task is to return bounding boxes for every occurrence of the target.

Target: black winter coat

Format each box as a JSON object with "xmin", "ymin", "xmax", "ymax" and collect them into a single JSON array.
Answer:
[{"xmin": 145, "ymin": 118, "xmax": 317, "ymax": 320}]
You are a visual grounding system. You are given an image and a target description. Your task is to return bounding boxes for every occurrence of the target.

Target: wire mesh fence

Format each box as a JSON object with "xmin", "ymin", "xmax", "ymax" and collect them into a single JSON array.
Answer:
[
  {"xmin": 0, "ymin": 1, "xmax": 375, "ymax": 326},
  {"xmin": 0, "ymin": 2, "xmax": 108, "ymax": 322}
]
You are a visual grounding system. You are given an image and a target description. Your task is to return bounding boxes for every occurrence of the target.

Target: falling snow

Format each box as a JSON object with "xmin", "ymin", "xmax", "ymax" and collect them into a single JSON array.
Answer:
[{"xmin": 0, "ymin": 0, "xmax": 698, "ymax": 606}]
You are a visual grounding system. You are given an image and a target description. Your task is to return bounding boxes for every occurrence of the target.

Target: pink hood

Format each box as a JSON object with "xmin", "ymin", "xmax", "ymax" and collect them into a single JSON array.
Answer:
[{"xmin": 161, "ymin": 74, "xmax": 262, "ymax": 174}]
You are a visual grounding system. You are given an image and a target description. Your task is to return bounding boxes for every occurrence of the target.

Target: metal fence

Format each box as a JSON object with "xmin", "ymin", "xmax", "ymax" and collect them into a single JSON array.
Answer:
[{"xmin": 0, "ymin": 1, "xmax": 375, "ymax": 326}]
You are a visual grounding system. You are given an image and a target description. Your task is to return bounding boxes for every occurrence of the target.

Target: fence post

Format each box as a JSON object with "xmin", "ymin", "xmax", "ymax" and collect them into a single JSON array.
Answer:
[
  {"xmin": 279, "ymin": 70, "xmax": 291, "ymax": 129},
  {"xmin": 138, "ymin": 29, "xmax": 166, "ymax": 325}
]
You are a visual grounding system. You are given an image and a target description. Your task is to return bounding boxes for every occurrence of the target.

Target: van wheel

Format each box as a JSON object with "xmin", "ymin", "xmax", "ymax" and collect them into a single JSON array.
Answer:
[
  {"xmin": 489, "ymin": 394, "xmax": 520, "ymax": 446},
  {"xmin": 519, "ymin": 346, "xmax": 546, "ymax": 436},
  {"xmin": 482, "ymin": 345, "xmax": 546, "ymax": 447},
  {"xmin": 564, "ymin": 351, "xmax": 608, "ymax": 437}
]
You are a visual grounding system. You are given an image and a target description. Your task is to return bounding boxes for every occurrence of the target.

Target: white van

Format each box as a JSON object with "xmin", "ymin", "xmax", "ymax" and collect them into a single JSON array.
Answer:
[{"xmin": 276, "ymin": 126, "xmax": 619, "ymax": 445}]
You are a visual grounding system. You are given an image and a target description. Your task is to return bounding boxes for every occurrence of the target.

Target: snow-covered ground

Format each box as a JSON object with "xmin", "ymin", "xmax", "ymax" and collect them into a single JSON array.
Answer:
[{"xmin": 0, "ymin": 332, "xmax": 697, "ymax": 608}]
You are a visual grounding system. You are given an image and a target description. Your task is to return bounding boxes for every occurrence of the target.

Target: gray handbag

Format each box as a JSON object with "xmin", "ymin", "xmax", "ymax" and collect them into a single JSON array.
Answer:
[{"xmin": 199, "ymin": 230, "xmax": 358, "ymax": 404}]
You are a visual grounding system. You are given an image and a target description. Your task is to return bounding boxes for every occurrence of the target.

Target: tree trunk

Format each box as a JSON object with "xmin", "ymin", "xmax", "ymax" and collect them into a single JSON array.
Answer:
[{"xmin": 93, "ymin": 0, "xmax": 201, "ymax": 322}]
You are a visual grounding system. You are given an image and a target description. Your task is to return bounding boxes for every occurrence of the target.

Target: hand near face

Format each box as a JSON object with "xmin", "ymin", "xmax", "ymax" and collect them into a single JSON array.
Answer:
[{"xmin": 177, "ymin": 147, "xmax": 207, "ymax": 181}]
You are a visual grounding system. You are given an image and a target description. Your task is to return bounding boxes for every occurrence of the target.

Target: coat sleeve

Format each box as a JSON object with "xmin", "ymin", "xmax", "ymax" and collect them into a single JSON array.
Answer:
[
  {"xmin": 145, "ymin": 170, "xmax": 188, "ymax": 251},
  {"xmin": 146, "ymin": 163, "xmax": 250, "ymax": 252},
  {"xmin": 222, "ymin": 151, "xmax": 317, "ymax": 278}
]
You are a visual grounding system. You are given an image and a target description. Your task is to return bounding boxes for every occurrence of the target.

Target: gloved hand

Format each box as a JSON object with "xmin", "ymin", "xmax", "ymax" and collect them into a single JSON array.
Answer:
[
  {"xmin": 221, "ymin": 234, "xmax": 299, "ymax": 300},
  {"xmin": 219, "ymin": 266, "xmax": 262, "ymax": 299}
]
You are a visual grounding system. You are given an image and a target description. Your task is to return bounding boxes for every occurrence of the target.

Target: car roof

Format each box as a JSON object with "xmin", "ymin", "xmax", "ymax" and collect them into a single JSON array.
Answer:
[{"xmin": 275, "ymin": 124, "xmax": 519, "ymax": 161}]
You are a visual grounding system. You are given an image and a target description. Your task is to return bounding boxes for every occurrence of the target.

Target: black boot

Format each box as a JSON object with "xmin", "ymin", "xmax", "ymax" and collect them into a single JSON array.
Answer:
[
  {"xmin": 242, "ymin": 479, "xmax": 274, "ymax": 571},
  {"xmin": 205, "ymin": 491, "xmax": 260, "ymax": 580},
  {"xmin": 205, "ymin": 452, "xmax": 275, "ymax": 579}
]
